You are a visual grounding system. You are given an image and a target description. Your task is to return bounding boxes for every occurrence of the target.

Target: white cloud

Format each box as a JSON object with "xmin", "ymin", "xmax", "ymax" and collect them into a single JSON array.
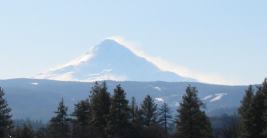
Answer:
[
  {"xmin": 108, "ymin": 36, "xmax": 240, "ymax": 85},
  {"xmin": 50, "ymin": 50, "xmax": 95, "ymax": 71},
  {"xmin": 37, "ymin": 72, "xmax": 74, "ymax": 81}
]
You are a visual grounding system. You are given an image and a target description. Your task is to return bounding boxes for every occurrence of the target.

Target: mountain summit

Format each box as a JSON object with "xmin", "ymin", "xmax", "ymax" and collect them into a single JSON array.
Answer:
[{"xmin": 36, "ymin": 39, "xmax": 195, "ymax": 82}]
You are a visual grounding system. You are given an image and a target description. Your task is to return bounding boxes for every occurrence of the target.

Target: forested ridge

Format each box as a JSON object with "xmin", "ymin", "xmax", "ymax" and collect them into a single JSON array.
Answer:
[{"xmin": 0, "ymin": 79, "xmax": 267, "ymax": 138}]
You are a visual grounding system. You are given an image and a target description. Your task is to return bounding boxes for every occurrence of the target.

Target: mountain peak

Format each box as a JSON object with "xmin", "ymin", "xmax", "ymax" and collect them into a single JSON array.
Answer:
[
  {"xmin": 94, "ymin": 38, "xmax": 134, "ymax": 56},
  {"xmin": 36, "ymin": 38, "xmax": 195, "ymax": 82},
  {"xmin": 99, "ymin": 38, "xmax": 122, "ymax": 46}
]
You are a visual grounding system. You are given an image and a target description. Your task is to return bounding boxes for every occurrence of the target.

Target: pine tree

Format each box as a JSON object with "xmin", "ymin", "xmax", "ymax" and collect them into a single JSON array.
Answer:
[
  {"xmin": 73, "ymin": 99, "xmax": 91, "ymax": 126},
  {"xmin": 130, "ymin": 97, "xmax": 138, "ymax": 122},
  {"xmin": 15, "ymin": 123, "xmax": 35, "ymax": 138},
  {"xmin": 158, "ymin": 102, "xmax": 172, "ymax": 135},
  {"xmin": 130, "ymin": 97, "xmax": 145, "ymax": 138},
  {"xmin": 35, "ymin": 127, "xmax": 49, "ymax": 138},
  {"xmin": 238, "ymin": 85, "xmax": 254, "ymax": 138},
  {"xmin": 249, "ymin": 87, "xmax": 265, "ymax": 138},
  {"xmin": 0, "ymin": 87, "xmax": 12, "ymax": 138},
  {"xmin": 176, "ymin": 86, "xmax": 213, "ymax": 138},
  {"xmin": 48, "ymin": 98, "xmax": 70, "ymax": 138},
  {"xmin": 72, "ymin": 99, "xmax": 92, "ymax": 138},
  {"xmin": 248, "ymin": 79, "xmax": 267, "ymax": 138},
  {"xmin": 90, "ymin": 82, "xmax": 111, "ymax": 138},
  {"xmin": 219, "ymin": 114, "xmax": 240, "ymax": 138},
  {"xmin": 140, "ymin": 95, "xmax": 158, "ymax": 127},
  {"xmin": 106, "ymin": 85, "xmax": 131, "ymax": 138},
  {"xmin": 261, "ymin": 78, "xmax": 267, "ymax": 137}
]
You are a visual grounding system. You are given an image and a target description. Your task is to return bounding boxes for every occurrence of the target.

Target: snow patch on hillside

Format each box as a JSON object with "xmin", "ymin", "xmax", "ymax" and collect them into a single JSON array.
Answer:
[
  {"xmin": 210, "ymin": 93, "xmax": 228, "ymax": 102},
  {"xmin": 203, "ymin": 95, "xmax": 213, "ymax": 100},
  {"xmin": 31, "ymin": 82, "xmax": 39, "ymax": 85},
  {"xmin": 85, "ymin": 69, "xmax": 127, "ymax": 82},
  {"xmin": 202, "ymin": 93, "xmax": 228, "ymax": 103},
  {"xmin": 154, "ymin": 86, "xmax": 162, "ymax": 91},
  {"xmin": 155, "ymin": 97, "xmax": 164, "ymax": 102}
]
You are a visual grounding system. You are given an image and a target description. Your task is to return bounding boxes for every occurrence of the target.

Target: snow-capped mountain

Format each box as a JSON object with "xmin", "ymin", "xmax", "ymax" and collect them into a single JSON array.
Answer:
[{"xmin": 36, "ymin": 39, "xmax": 194, "ymax": 82}]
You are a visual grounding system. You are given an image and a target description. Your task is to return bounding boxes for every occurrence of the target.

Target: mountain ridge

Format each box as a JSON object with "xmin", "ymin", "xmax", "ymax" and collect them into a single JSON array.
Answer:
[
  {"xmin": 0, "ymin": 78, "xmax": 247, "ymax": 121},
  {"xmin": 36, "ymin": 39, "xmax": 195, "ymax": 82}
]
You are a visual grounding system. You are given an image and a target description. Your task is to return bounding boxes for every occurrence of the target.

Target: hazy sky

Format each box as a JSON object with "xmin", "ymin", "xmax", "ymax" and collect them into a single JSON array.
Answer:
[{"xmin": 0, "ymin": 0, "xmax": 266, "ymax": 85}]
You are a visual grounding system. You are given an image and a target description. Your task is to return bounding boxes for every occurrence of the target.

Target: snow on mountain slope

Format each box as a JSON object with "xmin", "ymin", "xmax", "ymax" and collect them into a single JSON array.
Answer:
[
  {"xmin": 202, "ymin": 93, "xmax": 228, "ymax": 103},
  {"xmin": 36, "ymin": 39, "xmax": 195, "ymax": 82}
]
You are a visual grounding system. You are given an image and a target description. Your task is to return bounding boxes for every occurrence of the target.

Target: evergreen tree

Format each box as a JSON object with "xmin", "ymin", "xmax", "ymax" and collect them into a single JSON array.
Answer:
[
  {"xmin": 72, "ymin": 99, "xmax": 92, "ymax": 138},
  {"xmin": 218, "ymin": 114, "xmax": 240, "ymax": 138},
  {"xmin": 0, "ymin": 87, "xmax": 12, "ymax": 138},
  {"xmin": 248, "ymin": 79, "xmax": 267, "ymax": 138},
  {"xmin": 176, "ymin": 86, "xmax": 213, "ymax": 138},
  {"xmin": 262, "ymin": 78, "xmax": 267, "ymax": 137},
  {"xmin": 130, "ymin": 97, "xmax": 145, "ymax": 138},
  {"xmin": 73, "ymin": 99, "xmax": 91, "ymax": 127},
  {"xmin": 48, "ymin": 98, "xmax": 70, "ymax": 138},
  {"xmin": 35, "ymin": 127, "xmax": 49, "ymax": 138},
  {"xmin": 106, "ymin": 85, "xmax": 131, "ymax": 138},
  {"xmin": 250, "ymin": 88, "xmax": 264, "ymax": 138},
  {"xmin": 158, "ymin": 102, "xmax": 172, "ymax": 135},
  {"xmin": 90, "ymin": 82, "xmax": 111, "ymax": 138},
  {"xmin": 15, "ymin": 124, "xmax": 35, "ymax": 138},
  {"xmin": 140, "ymin": 95, "xmax": 158, "ymax": 127},
  {"xmin": 238, "ymin": 85, "xmax": 254, "ymax": 138},
  {"xmin": 130, "ymin": 97, "xmax": 138, "ymax": 122}
]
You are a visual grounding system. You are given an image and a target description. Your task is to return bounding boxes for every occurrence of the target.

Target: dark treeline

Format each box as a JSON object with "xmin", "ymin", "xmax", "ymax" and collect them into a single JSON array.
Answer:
[{"xmin": 0, "ymin": 79, "xmax": 267, "ymax": 138}]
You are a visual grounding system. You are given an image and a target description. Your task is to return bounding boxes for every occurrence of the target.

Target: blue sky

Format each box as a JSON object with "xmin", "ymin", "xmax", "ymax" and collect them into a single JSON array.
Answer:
[{"xmin": 0, "ymin": 0, "xmax": 266, "ymax": 85}]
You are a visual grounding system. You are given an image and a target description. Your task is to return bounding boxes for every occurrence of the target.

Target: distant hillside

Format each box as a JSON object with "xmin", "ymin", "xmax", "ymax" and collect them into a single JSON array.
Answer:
[{"xmin": 0, "ymin": 79, "xmax": 247, "ymax": 121}]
